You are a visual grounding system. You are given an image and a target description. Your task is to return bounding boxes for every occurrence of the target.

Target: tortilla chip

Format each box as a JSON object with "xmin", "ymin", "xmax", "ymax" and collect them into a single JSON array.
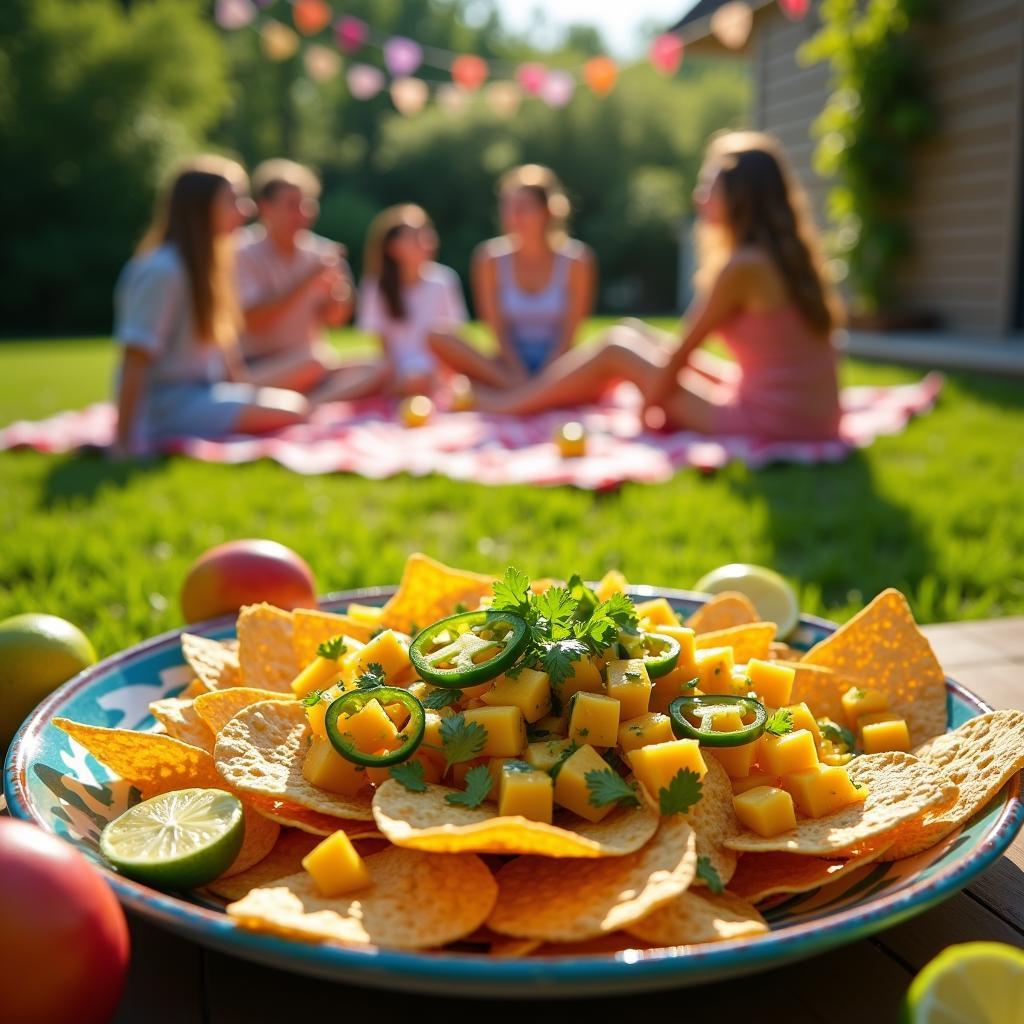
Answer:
[
  {"xmin": 769, "ymin": 641, "xmax": 800, "ymax": 661},
  {"xmin": 800, "ymin": 589, "xmax": 947, "ymax": 746},
  {"xmin": 213, "ymin": 700, "xmax": 374, "ymax": 821},
  {"xmin": 486, "ymin": 816, "xmax": 697, "ymax": 941},
  {"xmin": 683, "ymin": 757, "xmax": 740, "ymax": 886},
  {"xmin": 236, "ymin": 604, "xmax": 299, "ymax": 691},
  {"xmin": 372, "ymin": 779, "xmax": 659, "ymax": 857},
  {"xmin": 726, "ymin": 845, "xmax": 891, "ymax": 903},
  {"xmin": 194, "ymin": 687, "xmax": 292, "ymax": 737},
  {"xmin": 207, "ymin": 828, "xmax": 322, "ymax": 902},
  {"xmin": 724, "ymin": 751, "xmax": 958, "ymax": 855},
  {"xmin": 180, "ymin": 678, "xmax": 210, "ymax": 699},
  {"xmin": 181, "ymin": 633, "xmax": 241, "ymax": 690},
  {"xmin": 625, "ymin": 889, "xmax": 768, "ymax": 945},
  {"xmin": 379, "ymin": 553, "xmax": 494, "ymax": 634},
  {"xmin": 881, "ymin": 710, "xmax": 1024, "ymax": 860},
  {"xmin": 292, "ymin": 609, "xmax": 373, "ymax": 667},
  {"xmin": 489, "ymin": 936, "xmax": 543, "ymax": 958},
  {"xmin": 534, "ymin": 933, "xmax": 641, "ymax": 955},
  {"xmin": 52, "ymin": 718, "xmax": 280, "ymax": 875},
  {"xmin": 695, "ymin": 622, "xmax": 777, "ymax": 664},
  {"xmin": 148, "ymin": 697, "xmax": 213, "ymax": 753},
  {"xmin": 247, "ymin": 794, "xmax": 383, "ymax": 838},
  {"xmin": 227, "ymin": 846, "xmax": 497, "ymax": 950},
  {"xmin": 686, "ymin": 592, "xmax": 759, "ymax": 634}
]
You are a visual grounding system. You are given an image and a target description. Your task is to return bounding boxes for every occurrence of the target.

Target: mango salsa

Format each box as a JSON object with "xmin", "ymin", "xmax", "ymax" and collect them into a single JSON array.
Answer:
[
  {"xmin": 290, "ymin": 651, "xmax": 344, "ymax": 699},
  {"xmin": 559, "ymin": 657, "xmax": 605, "ymax": 701},
  {"xmin": 305, "ymin": 682, "xmax": 343, "ymax": 741},
  {"xmin": 461, "ymin": 705, "xmax": 527, "ymax": 757},
  {"xmin": 336, "ymin": 698, "xmax": 401, "ymax": 754},
  {"xmin": 733, "ymin": 786, "xmax": 797, "ymax": 837},
  {"xmin": 783, "ymin": 702, "xmax": 823, "ymax": 746},
  {"xmin": 840, "ymin": 685, "xmax": 889, "ymax": 728},
  {"xmin": 365, "ymin": 751, "xmax": 442, "ymax": 787},
  {"xmin": 525, "ymin": 738, "xmax": 575, "ymax": 773},
  {"xmin": 759, "ymin": 728, "xmax": 819, "ymax": 776},
  {"xmin": 617, "ymin": 712, "xmax": 675, "ymax": 753},
  {"xmin": 695, "ymin": 647, "xmax": 736, "ymax": 695},
  {"xmin": 732, "ymin": 771, "xmax": 781, "ymax": 795},
  {"xmin": 605, "ymin": 659, "xmax": 653, "ymax": 719},
  {"xmin": 780, "ymin": 764, "xmax": 867, "ymax": 818},
  {"xmin": 347, "ymin": 629, "xmax": 411, "ymax": 683},
  {"xmin": 746, "ymin": 659, "xmax": 795, "ymax": 708},
  {"xmin": 302, "ymin": 831, "xmax": 372, "ymax": 897},
  {"xmin": 302, "ymin": 737, "xmax": 367, "ymax": 797},
  {"xmin": 634, "ymin": 598, "xmax": 680, "ymax": 628},
  {"xmin": 481, "ymin": 667, "xmax": 552, "ymax": 723},
  {"xmin": 568, "ymin": 691, "xmax": 621, "ymax": 748},
  {"xmin": 553, "ymin": 744, "xmax": 614, "ymax": 823},
  {"xmin": 861, "ymin": 717, "xmax": 911, "ymax": 754},
  {"xmin": 627, "ymin": 738, "xmax": 707, "ymax": 799},
  {"xmin": 498, "ymin": 764, "xmax": 554, "ymax": 823}
]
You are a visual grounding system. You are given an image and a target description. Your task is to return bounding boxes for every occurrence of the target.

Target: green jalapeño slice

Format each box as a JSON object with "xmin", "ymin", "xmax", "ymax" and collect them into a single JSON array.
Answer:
[
  {"xmin": 325, "ymin": 686, "xmax": 426, "ymax": 767},
  {"xmin": 409, "ymin": 609, "xmax": 529, "ymax": 688},
  {"xmin": 668, "ymin": 694, "xmax": 767, "ymax": 747}
]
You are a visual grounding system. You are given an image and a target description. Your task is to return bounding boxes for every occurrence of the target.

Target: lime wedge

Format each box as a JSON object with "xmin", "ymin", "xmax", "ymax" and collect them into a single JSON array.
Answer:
[
  {"xmin": 902, "ymin": 942, "xmax": 1024, "ymax": 1023},
  {"xmin": 100, "ymin": 788, "xmax": 244, "ymax": 889},
  {"xmin": 693, "ymin": 563, "xmax": 800, "ymax": 638}
]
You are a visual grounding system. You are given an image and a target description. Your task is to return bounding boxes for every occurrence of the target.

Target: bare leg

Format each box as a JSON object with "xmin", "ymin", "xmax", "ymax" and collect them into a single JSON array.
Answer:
[
  {"xmin": 688, "ymin": 349, "xmax": 740, "ymax": 387},
  {"xmin": 307, "ymin": 360, "xmax": 392, "ymax": 404},
  {"xmin": 233, "ymin": 387, "xmax": 310, "ymax": 433},
  {"xmin": 428, "ymin": 333, "xmax": 526, "ymax": 389}
]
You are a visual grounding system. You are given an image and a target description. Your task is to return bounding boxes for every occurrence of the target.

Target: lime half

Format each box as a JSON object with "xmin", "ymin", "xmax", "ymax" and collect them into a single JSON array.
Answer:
[
  {"xmin": 902, "ymin": 942, "xmax": 1024, "ymax": 1023},
  {"xmin": 100, "ymin": 788, "xmax": 244, "ymax": 889},
  {"xmin": 694, "ymin": 563, "xmax": 800, "ymax": 639}
]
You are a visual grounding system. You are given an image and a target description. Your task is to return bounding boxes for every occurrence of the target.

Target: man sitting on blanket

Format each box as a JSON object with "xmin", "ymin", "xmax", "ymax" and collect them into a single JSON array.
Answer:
[{"xmin": 236, "ymin": 159, "xmax": 355, "ymax": 393}]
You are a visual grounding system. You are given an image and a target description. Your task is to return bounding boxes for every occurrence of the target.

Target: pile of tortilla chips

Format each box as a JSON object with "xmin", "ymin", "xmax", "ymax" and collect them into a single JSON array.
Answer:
[{"xmin": 52, "ymin": 554, "xmax": 1024, "ymax": 956}]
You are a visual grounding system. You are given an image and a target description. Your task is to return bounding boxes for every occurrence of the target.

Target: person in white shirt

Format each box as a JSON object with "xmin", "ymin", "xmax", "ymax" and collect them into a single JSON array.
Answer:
[
  {"xmin": 236, "ymin": 160, "xmax": 371, "ymax": 393},
  {"xmin": 313, "ymin": 204, "xmax": 467, "ymax": 401}
]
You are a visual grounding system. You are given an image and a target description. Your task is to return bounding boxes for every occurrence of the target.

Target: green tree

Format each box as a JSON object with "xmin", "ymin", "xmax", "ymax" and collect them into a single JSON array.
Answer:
[{"xmin": 0, "ymin": 0, "xmax": 228, "ymax": 333}]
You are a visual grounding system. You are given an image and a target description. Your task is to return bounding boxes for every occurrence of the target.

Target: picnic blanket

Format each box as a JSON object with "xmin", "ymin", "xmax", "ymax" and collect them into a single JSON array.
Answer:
[{"xmin": 0, "ymin": 374, "xmax": 943, "ymax": 489}]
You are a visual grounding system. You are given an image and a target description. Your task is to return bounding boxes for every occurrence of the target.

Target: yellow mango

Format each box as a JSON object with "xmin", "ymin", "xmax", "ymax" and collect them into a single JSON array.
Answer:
[
  {"xmin": 364, "ymin": 751, "xmax": 443, "ymax": 787},
  {"xmin": 462, "ymin": 705, "xmax": 527, "ymax": 757},
  {"xmin": 861, "ymin": 718, "xmax": 911, "ymax": 754},
  {"xmin": 567, "ymin": 691, "xmax": 621, "ymax": 748},
  {"xmin": 759, "ymin": 729, "xmax": 819, "ymax": 776},
  {"xmin": 840, "ymin": 686, "xmax": 889, "ymax": 728},
  {"xmin": 449, "ymin": 756, "xmax": 488, "ymax": 788},
  {"xmin": 709, "ymin": 740, "xmax": 759, "ymax": 779},
  {"xmin": 302, "ymin": 831, "xmax": 372, "ymax": 897},
  {"xmin": 783, "ymin": 702, "xmax": 823, "ymax": 746},
  {"xmin": 553, "ymin": 744, "xmax": 614, "ymax": 823},
  {"xmin": 732, "ymin": 786, "xmax": 797, "ymax": 838},
  {"xmin": 695, "ymin": 647, "xmax": 735, "ymax": 695},
  {"xmin": 305, "ymin": 682, "xmax": 344, "ymax": 741},
  {"xmin": 335, "ymin": 698, "xmax": 400, "ymax": 754},
  {"xmin": 746, "ymin": 659, "xmax": 795, "ymax": 708},
  {"xmin": 628, "ymin": 738, "xmax": 707, "ymax": 799},
  {"xmin": 302, "ymin": 737, "xmax": 367, "ymax": 797},
  {"xmin": 617, "ymin": 712, "xmax": 675, "ymax": 753},
  {"xmin": 345, "ymin": 603, "xmax": 386, "ymax": 628},
  {"xmin": 348, "ymin": 629, "xmax": 411, "ymax": 683},
  {"xmin": 559, "ymin": 657, "xmax": 605, "ymax": 701},
  {"xmin": 732, "ymin": 771, "xmax": 780, "ymax": 795},
  {"xmin": 524, "ymin": 738, "xmax": 575, "ymax": 773},
  {"xmin": 534, "ymin": 713, "xmax": 567, "ymax": 737},
  {"xmin": 634, "ymin": 598, "xmax": 680, "ymax": 628},
  {"xmin": 605, "ymin": 659, "xmax": 653, "ymax": 719},
  {"xmin": 498, "ymin": 765, "xmax": 554, "ymax": 823},
  {"xmin": 481, "ymin": 668, "xmax": 552, "ymax": 723},
  {"xmin": 595, "ymin": 570, "xmax": 628, "ymax": 601},
  {"xmin": 781, "ymin": 764, "xmax": 867, "ymax": 818},
  {"xmin": 290, "ymin": 654, "xmax": 344, "ymax": 699}
]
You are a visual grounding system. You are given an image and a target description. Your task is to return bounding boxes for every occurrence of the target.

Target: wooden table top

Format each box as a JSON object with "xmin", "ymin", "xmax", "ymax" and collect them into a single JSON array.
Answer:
[{"xmin": 91, "ymin": 618, "xmax": 1024, "ymax": 1020}]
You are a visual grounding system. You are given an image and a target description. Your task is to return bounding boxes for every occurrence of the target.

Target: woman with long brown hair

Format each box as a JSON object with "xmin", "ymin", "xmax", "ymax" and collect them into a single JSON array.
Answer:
[
  {"xmin": 431, "ymin": 164, "xmax": 596, "ymax": 387},
  {"xmin": 475, "ymin": 134, "xmax": 844, "ymax": 442},
  {"xmin": 113, "ymin": 155, "xmax": 309, "ymax": 454}
]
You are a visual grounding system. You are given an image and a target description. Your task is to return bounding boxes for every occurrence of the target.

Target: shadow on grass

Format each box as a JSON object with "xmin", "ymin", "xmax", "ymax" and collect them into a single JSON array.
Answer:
[
  {"xmin": 939, "ymin": 369, "xmax": 1024, "ymax": 411},
  {"xmin": 38, "ymin": 450, "xmax": 166, "ymax": 509},
  {"xmin": 728, "ymin": 450, "xmax": 935, "ymax": 610}
]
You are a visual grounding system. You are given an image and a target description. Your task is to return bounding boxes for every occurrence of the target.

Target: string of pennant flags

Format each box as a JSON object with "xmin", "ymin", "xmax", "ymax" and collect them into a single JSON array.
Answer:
[{"xmin": 214, "ymin": 0, "xmax": 810, "ymax": 117}]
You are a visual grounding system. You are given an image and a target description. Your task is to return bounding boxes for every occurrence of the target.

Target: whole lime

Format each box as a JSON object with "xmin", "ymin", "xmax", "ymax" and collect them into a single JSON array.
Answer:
[{"xmin": 0, "ymin": 613, "xmax": 97, "ymax": 750}]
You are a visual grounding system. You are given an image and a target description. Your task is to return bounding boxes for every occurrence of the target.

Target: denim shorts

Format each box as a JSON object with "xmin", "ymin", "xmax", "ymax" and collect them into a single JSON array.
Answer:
[
  {"xmin": 144, "ymin": 380, "xmax": 260, "ymax": 442},
  {"xmin": 512, "ymin": 334, "xmax": 559, "ymax": 376}
]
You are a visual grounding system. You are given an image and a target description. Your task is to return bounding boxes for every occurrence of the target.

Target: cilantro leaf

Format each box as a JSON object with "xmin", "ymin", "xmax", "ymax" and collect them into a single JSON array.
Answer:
[
  {"xmin": 538, "ymin": 637, "xmax": 590, "ymax": 686},
  {"xmin": 369, "ymin": 627, "xmax": 386, "ymax": 640},
  {"xmin": 548, "ymin": 741, "xmax": 579, "ymax": 780},
  {"xmin": 597, "ymin": 592, "xmax": 640, "ymax": 633},
  {"xmin": 764, "ymin": 708, "xmax": 794, "ymax": 736},
  {"xmin": 585, "ymin": 769, "xmax": 641, "ymax": 809},
  {"xmin": 567, "ymin": 574, "xmax": 599, "ymax": 620},
  {"xmin": 658, "ymin": 768, "xmax": 703, "ymax": 816},
  {"xmin": 436, "ymin": 712, "xmax": 488, "ymax": 770},
  {"xmin": 354, "ymin": 662, "xmax": 387, "ymax": 690},
  {"xmin": 533, "ymin": 586, "xmax": 577, "ymax": 637},
  {"xmin": 445, "ymin": 764, "xmax": 493, "ymax": 808},
  {"xmin": 301, "ymin": 689, "xmax": 323, "ymax": 707},
  {"xmin": 422, "ymin": 687, "xmax": 462, "ymax": 710},
  {"xmin": 819, "ymin": 718, "xmax": 856, "ymax": 749},
  {"xmin": 389, "ymin": 760, "xmax": 428, "ymax": 792},
  {"xmin": 490, "ymin": 567, "xmax": 533, "ymax": 617},
  {"xmin": 696, "ymin": 855, "xmax": 724, "ymax": 894},
  {"xmin": 316, "ymin": 635, "xmax": 347, "ymax": 660}
]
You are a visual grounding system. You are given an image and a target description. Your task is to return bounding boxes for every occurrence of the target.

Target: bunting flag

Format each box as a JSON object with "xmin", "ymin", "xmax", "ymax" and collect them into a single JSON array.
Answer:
[
  {"xmin": 711, "ymin": 1, "xmax": 754, "ymax": 49},
  {"xmin": 649, "ymin": 33, "xmax": 684, "ymax": 75},
  {"xmin": 779, "ymin": 0, "xmax": 811, "ymax": 20}
]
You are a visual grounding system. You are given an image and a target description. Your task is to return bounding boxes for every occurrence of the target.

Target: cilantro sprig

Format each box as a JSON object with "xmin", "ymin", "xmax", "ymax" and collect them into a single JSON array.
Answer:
[
  {"xmin": 819, "ymin": 718, "xmax": 856, "ymax": 750},
  {"xmin": 301, "ymin": 689, "xmax": 323, "ymax": 707},
  {"xmin": 585, "ymin": 768, "xmax": 641, "ymax": 810},
  {"xmin": 764, "ymin": 708, "xmax": 794, "ymax": 736},
  {"xmin": 445, "ymin": 764, "xmax": 493, "ymax": 808},
  {"xmin": 316, "ymin": 635, "xmax": 347, "ymax": 660},
  {"xmin": 433, "ymin": 712, "xmax": 488, "ymax": 771},
  {"xmin": 422, "ymin": 687, "xmax": 462, "ymax": 710},
  {"xmin": 696, "ymin": 855, "xmax": 724, "ymax": 894},
  {"xmin": 389, "ymin": 760, "xmax": 428, "ymax": 792},
  {"xmin": 353, "ymin": 662, "xmax": 387, "ymax": 690},
  {"xmin": 658, "ymin": 768, "xmax": 703, "ymax": 816}
]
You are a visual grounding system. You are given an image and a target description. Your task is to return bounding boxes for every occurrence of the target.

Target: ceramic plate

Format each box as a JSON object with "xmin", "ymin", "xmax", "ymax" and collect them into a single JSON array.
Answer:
[{"xmin": 6, "ymin": 587, "xmax": 1023, "ymax": 997}]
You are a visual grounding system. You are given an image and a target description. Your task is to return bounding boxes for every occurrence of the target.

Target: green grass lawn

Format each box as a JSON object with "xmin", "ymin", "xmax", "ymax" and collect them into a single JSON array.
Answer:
[{"xmin": 2, "ymin": 326, "xmax": 1023, "ymax": 657}]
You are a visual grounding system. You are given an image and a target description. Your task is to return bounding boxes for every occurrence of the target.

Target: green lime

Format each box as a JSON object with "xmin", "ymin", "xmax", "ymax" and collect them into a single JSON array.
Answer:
[
  {"xmin": 693, "ymin": 563, "xmax": 800, "ymax": 639},
  {"xmin": 0, "ymin": 613, "xmax": 97, "ymax": 751},
  {"xmin": 902, "ymin": 942, "xmax": 1024, "ymax": 1023},
  {"xmin": 100, "ymin": 788, "xmax": 244, "ymax": 889}
]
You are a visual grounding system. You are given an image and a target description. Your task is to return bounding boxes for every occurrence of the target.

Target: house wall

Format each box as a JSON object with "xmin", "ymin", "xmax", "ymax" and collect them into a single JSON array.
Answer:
[{"xmin": 750, "ymin": 0, "xmax": 1024, "ymax": 335}]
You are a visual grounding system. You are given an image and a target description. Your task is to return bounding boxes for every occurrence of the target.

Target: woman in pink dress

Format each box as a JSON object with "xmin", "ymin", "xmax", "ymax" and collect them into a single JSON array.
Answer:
[{"xmin": 474, "ymin": 132, "xmax": 844, "ymax": 443}]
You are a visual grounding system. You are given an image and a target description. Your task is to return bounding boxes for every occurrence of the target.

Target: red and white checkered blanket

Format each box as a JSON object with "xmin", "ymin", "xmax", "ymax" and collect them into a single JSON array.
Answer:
[{"xmin": 0, "ymin": 374, "xmax": 942, "ymax": 489}]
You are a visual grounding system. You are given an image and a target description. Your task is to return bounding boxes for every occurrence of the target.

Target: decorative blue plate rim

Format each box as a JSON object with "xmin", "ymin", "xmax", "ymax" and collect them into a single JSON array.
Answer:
[{"xmin": 5, "ymin": 585, "xmax": 1023, "ymax": 997}]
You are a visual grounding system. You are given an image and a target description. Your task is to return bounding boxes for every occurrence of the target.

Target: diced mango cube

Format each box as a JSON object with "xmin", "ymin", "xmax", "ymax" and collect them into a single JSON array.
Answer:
[
  {"xmin": 628, "ymin": 738, "xmax": 707, "ymax": 799},
  {"xmin": 498, "ymin": 765, "xmax": 554, "ymax": 823},
  {"xmin": 553, "ymin": 744, "xmax": 615, "ymax": 823},
  {"xmin": 650, "ymin": 672, "xmax": 702, "ymax": 715},
  {"xmin": 348, "ymin": 629, "xmax": 411, "ymax": 683},
  {"xmin": 861, "ymin": 718, "xmax": 911, "ymax": 754},
  {"xmin": 696, "ymin": 647, "xmax": 735, "ymax": 695},
  {"xmin": 634, "ymin": 598, "xmax": 680, "ymax": 628},
  {"xmin": 568, "ymin": 691, "xmax": 621, "ymax": 748},
  {"xmin": 533, "ymin": 714, "xmax": 567, "ymax": 737},
  {"xmin": 481, "ymin": 668, "xmax": 552, "ymax": 723},
  {"xmin": 781, "ymin": 764, "xmax": 867, "ymax": 818},
  {"xmin": 617, "ymin": 712, "xmax": 675, "ymax": 753},
  {"xmin": 335, "ymin": 698, "xmax": 400, "ymax": 754},
  {"xmin": 732, "ymin": 771, "xmax": 780, "ymax": 795},
  {"xmin": 449, "ymin": 756, "xmax": 488, "ymax": 788},
  {"xmin": 301, "ymin": 831, "xmax": 372, "ymax": 897},
  {"xmin": 559, "ymin": 657, "xmax": 605, "ymax": 702},
  {"xmin": 759, "ymin": 728, "xmax": 819, "ymax": 776},
  {"xmin": 710, "ymin": 740, "xmax": 759, "ymax": 779},
  {"xmin": 605, "ymin": 659, "xmax": 653, "ymax": 719},
  {"xmin": 783, "ymin": 702, "xmax": 823, "ymax": 746},
  {"xmin": 525, "ymin": 738, "xmax": 575, "ymax": 773},
  {"xmin": 462, "ymin": 705, "xmax": 527, "ymax": 757},
  {"xmin": 345, "ymin": 603, "xmax": 386, "ymax": 629},
  {"xmin": 746, "ymin": 659, "xmax": 795, "ymax": 708},
  {"xmin": 733, "ymin": 786, "xmax": 797, "ymax": 837},
  {"xmin": 595, "ymin": 570, "xmax": 628, "ymax": 601},
  {"xmin": 305, "ymin": 683, "xmax": 343, "ymax": 741},
  {"xmin": 290, "ymin": 654, "xmax": 344, "ymax": 699},
  {"xmin": 302, "ymin": 737, "xmax": 367, "ymax": 796},
  {"xmin": 840, "ymin": 686, "xmax": 889, "ymax": 728}
]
